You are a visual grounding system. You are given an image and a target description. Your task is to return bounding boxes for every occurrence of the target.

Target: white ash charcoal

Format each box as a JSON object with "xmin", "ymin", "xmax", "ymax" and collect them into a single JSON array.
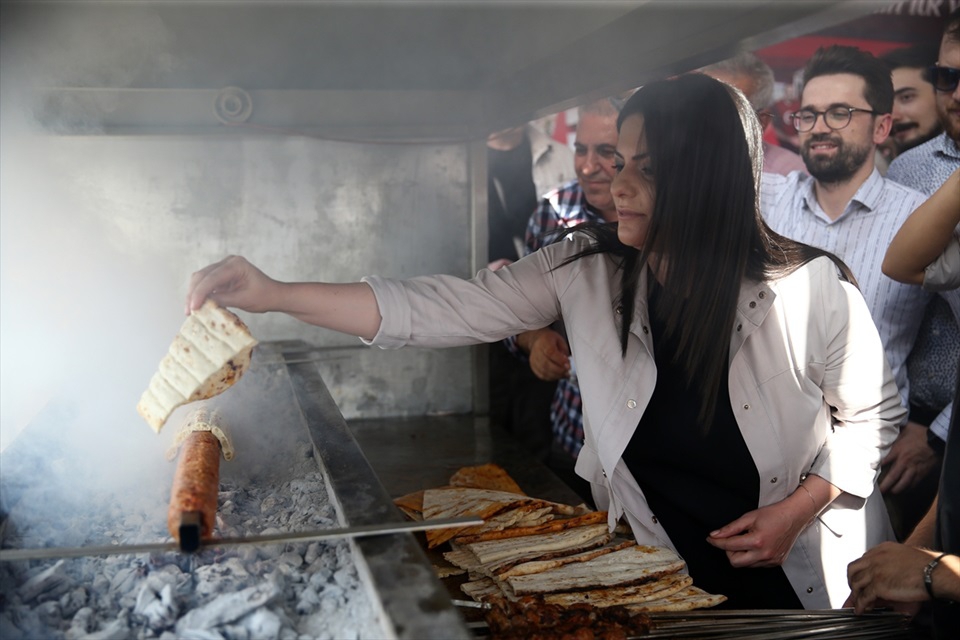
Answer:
[
  {"xmin": 20, "ymin": 559, "xmax": 71, "ymax": 603},
  {"xmin": 277, "ymin": 551, "xmax": 302, "ymax": 568},
  {"xmin": 65, "ymin": 606, "xmax": 95, "ymax": 640},
  {"xmin": 109, "ymin": 565, "xmax": 146, "ymax": 609},
  {"xmin": 2, "ymin": 455, "xmax": 382, "ymax": 639},
  {"xmin": 303, "ymin": 542, "xmax": 322, "ymax": 566},
  {"xmin": 58, "ymin": 586, "xmax": 88, "ymax": 619},
  {"xmin": 235, "ymin": 608, "xmax": 282, "ymax": 640},
  {"xmin": 194, "ymin": 558, "xmax": 251, "ymax": 598},
  {"xmin": 1, "ymin": 604, "xmax": 43, "ymax": 638},
  {"xmin": 294, "ymin": 586, "xmax": 321, "ymax": 615},
  {"xmin": 259, "ymin": 495, "xmax": 286, "ymax": 517},
  {"xmin": 179, "ymin": 629, "xmax": 226, "ymax": 640},
  {"xmin": 34, "ymin": 599, "xmax": 62, "ymax": 628},
  {"xmin": 174, "ymin": 579, "xmax": 282, "ymax": 635},
  {"xmin": 85, "ymin": 609, "xmax": 131, "ymax": 640},
  {"xmin": 134, "ymin": 579, "xmax": 178, "ymax": 631}
]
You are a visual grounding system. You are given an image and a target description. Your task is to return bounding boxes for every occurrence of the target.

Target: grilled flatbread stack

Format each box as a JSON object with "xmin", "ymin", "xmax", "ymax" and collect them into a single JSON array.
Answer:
[
  {"xmin": 137, "ymin": 300, "xmax": 257, "ymax": 433},
  {"xmin": 399, "ymin": 463, "xmax": 726, "ymax": 613}
]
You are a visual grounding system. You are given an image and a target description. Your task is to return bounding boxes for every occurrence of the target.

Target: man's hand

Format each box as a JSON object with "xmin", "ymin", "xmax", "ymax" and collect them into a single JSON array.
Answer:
[
  {"xmin": 844, "ymin": 542, "xmax": 935, "ymax": 615},
  {"xmin": 517, "ymin": 328, "xmax": 570, "ymax": 381},
  {"xmin": 879, "ymin": 421, "xmax": 941, "ymax": 495}
]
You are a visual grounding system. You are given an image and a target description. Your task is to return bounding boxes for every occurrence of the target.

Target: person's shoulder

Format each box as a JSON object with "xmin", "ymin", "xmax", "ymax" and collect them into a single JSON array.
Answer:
[
  {"xmin": 771, "ymin": 256, "xmax": 847, "ymax": 293},
  {"xmin": 888, "ymin": 135, "xmax": 941, "ymax": 173},
  {"xmin": 877, "ymin": 172, "xmax": 928, "ymax": 208},
  {"xmin": 542, "ymin": 179, "xmax": 583, "ymax": 206}
]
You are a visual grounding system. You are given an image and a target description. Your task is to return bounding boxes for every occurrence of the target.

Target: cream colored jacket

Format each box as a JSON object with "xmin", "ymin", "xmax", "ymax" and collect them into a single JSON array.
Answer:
[{"xmin": 363, "ymin": 235, "xmax": 905, "ymax": 609}]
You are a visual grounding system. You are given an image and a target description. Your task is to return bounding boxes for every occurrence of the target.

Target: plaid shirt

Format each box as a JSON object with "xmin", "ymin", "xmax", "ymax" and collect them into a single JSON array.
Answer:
[{"xmin": 504, "ymin": 179, "xmax": 607, "ymax": 456}]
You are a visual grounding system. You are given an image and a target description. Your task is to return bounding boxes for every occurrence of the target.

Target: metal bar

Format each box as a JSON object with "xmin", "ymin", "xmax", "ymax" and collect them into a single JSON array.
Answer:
[{"xmin": 0, "ymin": 516, "xmax": 482, "ymax": 563}]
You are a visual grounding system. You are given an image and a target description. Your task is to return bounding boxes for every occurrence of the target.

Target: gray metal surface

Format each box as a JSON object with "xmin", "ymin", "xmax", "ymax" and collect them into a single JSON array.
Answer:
[
  {"xmin": 3, "ymin": 0, "xmax": 884, "ymax": 136},
  {"xmin": 347, "ymin": 414, "xmax": 585, "ymax": 508},
  {"xmin": 282, "ymin": 342, "xmax": 474, "ymax": 640}
]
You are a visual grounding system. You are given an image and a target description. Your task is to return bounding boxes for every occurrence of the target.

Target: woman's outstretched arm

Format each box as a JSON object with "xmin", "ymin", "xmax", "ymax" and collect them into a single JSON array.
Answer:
[{"xmin": 185, "ymin": 255, "xmax": 382, "ymax": 340}]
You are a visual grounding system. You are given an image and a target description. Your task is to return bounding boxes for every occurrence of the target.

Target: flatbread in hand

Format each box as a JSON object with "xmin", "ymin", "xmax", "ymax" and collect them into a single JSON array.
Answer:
[{"xmin": 137, "ymin": 301, "xmax": 257, "ymax": 433}]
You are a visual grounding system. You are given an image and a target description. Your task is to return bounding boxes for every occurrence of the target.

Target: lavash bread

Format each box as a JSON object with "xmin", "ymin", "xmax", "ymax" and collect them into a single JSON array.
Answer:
[
  {"xmin": 400, "ymin": 463, "xmax": 727, "ymax": 613},
  {"xmin": 137, "ymin": 301, "xmax": 257, "ymax": 433}
]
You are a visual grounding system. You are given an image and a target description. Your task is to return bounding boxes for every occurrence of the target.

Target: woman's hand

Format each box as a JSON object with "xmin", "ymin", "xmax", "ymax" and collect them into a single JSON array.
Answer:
[
  {"xmin": 519, "ymin": 328, "xmax": 570, "ymax": 381},
  {"xmin": 186, "ymin": 255, "xmax": 280, "ymax": 315},
  {"xmin": 707, "ymin": 474, "xmax": 840, "ymax": 568},
  {"xmin": 705, "ymin": 499, "xmax": 809, "ymax": 568}
]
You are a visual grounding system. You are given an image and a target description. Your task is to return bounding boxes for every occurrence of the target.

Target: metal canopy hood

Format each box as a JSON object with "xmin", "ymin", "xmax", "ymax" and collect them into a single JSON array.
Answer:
[{"xmin": 2, "ymin": 1, "xmax": 888, "ymax": 138}]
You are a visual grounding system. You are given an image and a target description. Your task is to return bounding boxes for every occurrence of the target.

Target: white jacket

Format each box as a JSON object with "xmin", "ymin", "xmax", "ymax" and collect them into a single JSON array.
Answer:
[{"xmin": 363, "ymin": 235, "xmax": 904, "ymax": 609}]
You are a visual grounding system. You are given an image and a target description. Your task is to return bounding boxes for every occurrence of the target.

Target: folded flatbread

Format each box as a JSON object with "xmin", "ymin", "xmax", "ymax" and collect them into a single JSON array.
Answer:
[
  {"xmin": 449, "ymin": 463, "xmax": 526, "ymax": 495},
  {"xmin": 626, "ymin": 586, "xmax": 727, "ymax": 612},
  {"xmin": 422, "ymin": 487, "xmax": 558, "ymax": 548},
  {"xmin": 505, "ymin": 545, "xmax": 685, "ymax": 596},
  {"xmin": 138, "ymin": 301, "xmax": 257, "ymax": 433},
  {"xmin": 542, "ymin": 572, "xmax": 693, "ymax": 607}
]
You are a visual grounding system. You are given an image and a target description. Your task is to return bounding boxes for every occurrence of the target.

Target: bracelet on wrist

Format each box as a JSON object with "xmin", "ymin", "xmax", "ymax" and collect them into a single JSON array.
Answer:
[{"xmin": 923, "ymin": 552, "xmax": 949, "ymax": 600}]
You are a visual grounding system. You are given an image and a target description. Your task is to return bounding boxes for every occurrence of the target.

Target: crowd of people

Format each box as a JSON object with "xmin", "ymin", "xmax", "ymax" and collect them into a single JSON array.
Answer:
[{"xmin": 184, "ymin": 9, "xmax": 960, "ymax": 638}]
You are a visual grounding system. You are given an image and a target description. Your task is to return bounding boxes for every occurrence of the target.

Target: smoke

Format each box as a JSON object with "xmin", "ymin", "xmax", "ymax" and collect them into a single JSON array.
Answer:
[{"xmin": 0, "ymin": 5, "xmax": 202, "ymax": 542}]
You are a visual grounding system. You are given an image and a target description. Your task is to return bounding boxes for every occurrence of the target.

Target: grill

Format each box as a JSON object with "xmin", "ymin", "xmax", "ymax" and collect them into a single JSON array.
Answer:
[{"xmin": 0, "ymin": 342, "xmax": 470, "ymax": 639}]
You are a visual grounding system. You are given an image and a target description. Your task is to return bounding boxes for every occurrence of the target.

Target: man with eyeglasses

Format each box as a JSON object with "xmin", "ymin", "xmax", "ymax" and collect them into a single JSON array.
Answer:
[{"xmin": 761, "ymin": 45, "xmax": 939, "ymax": 543}]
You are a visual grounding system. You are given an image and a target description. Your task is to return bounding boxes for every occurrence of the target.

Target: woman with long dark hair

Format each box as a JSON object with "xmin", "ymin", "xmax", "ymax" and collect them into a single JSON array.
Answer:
[{"xmin": 186, "ymin": 74, "xmax": 904, "ymax": 609}]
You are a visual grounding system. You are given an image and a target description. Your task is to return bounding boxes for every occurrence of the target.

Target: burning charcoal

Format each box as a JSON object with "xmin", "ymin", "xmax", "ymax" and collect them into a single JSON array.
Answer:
[
  {"xmin": 20, "ymin": 559, "xmax": 71, "ymax": 603},
  {"xmin": 175, "ymin": 580, "xmax": 282, "ymax": 634}
]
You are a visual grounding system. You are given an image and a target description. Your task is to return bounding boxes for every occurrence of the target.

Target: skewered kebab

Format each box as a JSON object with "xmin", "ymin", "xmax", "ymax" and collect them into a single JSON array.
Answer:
[{"xmin": 166, "ymin": 408, "xmax": 233, "ymax": 551}]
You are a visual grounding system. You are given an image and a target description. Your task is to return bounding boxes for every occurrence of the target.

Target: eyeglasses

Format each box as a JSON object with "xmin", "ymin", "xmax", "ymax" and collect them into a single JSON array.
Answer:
[
  {"xmin": 924, "ymin": 64, "xmax": 960, "ymax": 93},
  {"xmin": 789, "ymin": 107, "xmax": 877, "ymax": 132}
]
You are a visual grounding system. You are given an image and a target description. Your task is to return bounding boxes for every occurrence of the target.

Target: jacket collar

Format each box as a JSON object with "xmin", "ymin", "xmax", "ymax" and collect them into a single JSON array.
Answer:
[{"xmin": 622, "ymin": 265, "xmax": 776, "ymax": 350}]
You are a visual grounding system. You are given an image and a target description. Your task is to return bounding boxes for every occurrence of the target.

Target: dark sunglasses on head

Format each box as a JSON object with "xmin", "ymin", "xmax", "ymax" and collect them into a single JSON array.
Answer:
[{"xmin": 924, "ymin": 64, "xmax": 960, "ymax": 92}]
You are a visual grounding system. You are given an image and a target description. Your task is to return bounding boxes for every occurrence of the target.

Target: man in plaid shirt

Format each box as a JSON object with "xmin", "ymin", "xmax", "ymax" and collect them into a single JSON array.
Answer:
[{"xmin": 504, "ymin": 99, "xmax": 620, "ymax": 482}]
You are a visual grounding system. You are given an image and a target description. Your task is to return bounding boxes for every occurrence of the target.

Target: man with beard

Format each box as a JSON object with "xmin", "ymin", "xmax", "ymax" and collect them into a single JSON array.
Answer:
[
  {"xmin": 761, "ymin": 46, "xmax": 935, "ymax": 540},
  {"xmin": 881, "ymin": 43, "xmax": 942, "ymax": 158},
  {"xmin": 882, "ymin": 11, "xmax": 960, "ymax": 545}
]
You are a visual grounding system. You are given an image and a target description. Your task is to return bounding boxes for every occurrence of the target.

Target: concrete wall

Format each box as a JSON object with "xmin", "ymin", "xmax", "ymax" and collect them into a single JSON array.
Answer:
[{"xmin": 0, "ymin": 130, "xmax": 478, "ymax": 440}]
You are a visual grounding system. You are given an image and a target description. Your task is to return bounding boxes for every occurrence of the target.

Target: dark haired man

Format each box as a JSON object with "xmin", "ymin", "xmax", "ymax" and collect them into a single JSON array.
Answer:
[
  {"xmin": 761, "ymin": 45, "xmax": 941, "ymax": 540},
  {"xmin": 881, "ymin": 43, "xmax": 943, "ymax": 156},
  {"xmin": 884, "ymin": 10, "xmax": 960, "ymax": 540}
]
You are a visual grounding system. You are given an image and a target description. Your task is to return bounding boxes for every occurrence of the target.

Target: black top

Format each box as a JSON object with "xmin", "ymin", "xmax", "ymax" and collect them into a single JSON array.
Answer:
[
  {"xmin": 622, "ymin": 283, "xmax": 802, "ymax": 609},
  {"xmin": 932, "ymin": 352, "xmax": 960, "ymax": 639},
  {"xmin": 487, "ymin": 134, "xmax": 537, "ymax": 262}
]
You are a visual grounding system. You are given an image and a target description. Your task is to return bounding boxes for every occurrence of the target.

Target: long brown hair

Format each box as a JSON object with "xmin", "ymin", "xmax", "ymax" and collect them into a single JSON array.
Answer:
[{"xmin": 564, "ymin": 73, "xmax": 854, "ymax": 427}]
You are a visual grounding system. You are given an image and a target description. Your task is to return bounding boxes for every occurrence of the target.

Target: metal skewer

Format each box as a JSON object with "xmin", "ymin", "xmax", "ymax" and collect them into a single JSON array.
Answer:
[{"xmin": 0, "ymin": 516, "xmax": 483, "ymax": 562}]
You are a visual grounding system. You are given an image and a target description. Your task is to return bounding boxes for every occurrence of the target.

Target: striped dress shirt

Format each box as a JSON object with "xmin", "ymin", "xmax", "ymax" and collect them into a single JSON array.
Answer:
[{"xmin": 761, "ymin": 169, "xmax": 933, "ymax": 434}]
